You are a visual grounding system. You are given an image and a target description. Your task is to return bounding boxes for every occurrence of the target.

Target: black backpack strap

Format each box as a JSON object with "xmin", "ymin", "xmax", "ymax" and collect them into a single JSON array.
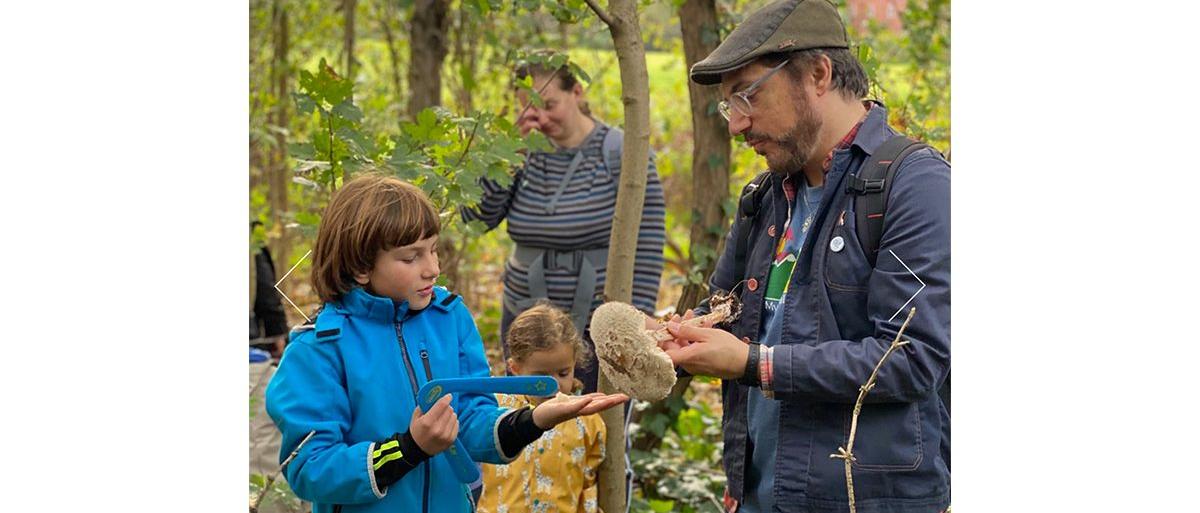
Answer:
[
  {"xmin": 732, "ymin": 171, "xmax": 773, "ymax": 282},
  {"xmin": 847, "ymin": 135, "xmax": 928, "ymax": 266}
]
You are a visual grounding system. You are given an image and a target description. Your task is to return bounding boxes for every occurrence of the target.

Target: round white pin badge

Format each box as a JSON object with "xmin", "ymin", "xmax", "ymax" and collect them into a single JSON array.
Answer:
[{"xmin": 830, "ymin": 236, "xmax": 845, "ymax": 253}]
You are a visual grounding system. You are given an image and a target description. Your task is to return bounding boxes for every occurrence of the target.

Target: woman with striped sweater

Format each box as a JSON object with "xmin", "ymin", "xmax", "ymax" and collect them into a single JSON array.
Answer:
[{"xmin": 462, "ymin": 55, "xmax": 665, "ymax": 394}]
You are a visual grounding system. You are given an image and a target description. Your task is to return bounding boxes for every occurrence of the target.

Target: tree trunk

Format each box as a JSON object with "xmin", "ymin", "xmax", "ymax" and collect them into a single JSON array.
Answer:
[
  {"xmin": 407, "ymin": 0, "xmax": 464, "ymax": 299},
  {"xmin": 559, "ymin": 19, "xmax": 570, "ymax": 51},
  {"xmin": 631, "ymin": 0, "xmax": 731, "ymax": 454},
  {"xmin": 343, "ymin": 0, "xmax": 356, "ymax": 79},
  {"xmin": 407, "ymin": 0, "xmax": 450, "ymax": 118},
  {"xmin": 441, "ymin": 6, "xmax": 485, "ymax": 309},
  {"xmin": 373, "ymin": 0, "xmax": 404, "ymax": 127},
  {"xmin": 342, "ymin": 0, "xmax": 356, "ymax": 184},
  {"xmin": 268, "ymin": 0, "xmax": 292, "ymax": 270},
  {"xmin": 589, "ymin": 1, "xmax": 651, "ymax": 511},
  {"xmin": 451, "ymin": 6, "xmax": 477, "ymax": 113}
]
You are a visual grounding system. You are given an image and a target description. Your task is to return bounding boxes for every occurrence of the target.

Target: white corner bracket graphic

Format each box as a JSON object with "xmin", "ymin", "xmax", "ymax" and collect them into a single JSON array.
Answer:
[
  {"xmin": 887, "ymin": 249, "xmax": 926, "ymax": 322},
  {"xmin": 275, "ymin": 249, "xmax": 313, "ymax": 324}
]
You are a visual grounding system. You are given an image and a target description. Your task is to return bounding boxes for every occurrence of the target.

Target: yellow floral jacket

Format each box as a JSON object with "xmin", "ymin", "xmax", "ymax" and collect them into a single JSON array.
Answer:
[{"xmin": 477, "ymin": 393, "xmax": 606, "ymax": 513}]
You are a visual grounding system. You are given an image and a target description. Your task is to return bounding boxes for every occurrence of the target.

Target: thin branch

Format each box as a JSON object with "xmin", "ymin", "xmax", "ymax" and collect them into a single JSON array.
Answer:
[
  {"xmin": 250, "ymin": 430, "xmax": 315, "ymax": 513},
  {"xmin": 437, "ymin": 197, "xmax": 454, "ymax": 232},
  {"xmin": 583, "ymin": 0, "xmax": 616, "ymax": 27},
  {"xmin": 327, "ymin": 115, "xmax": 338, "ymax": 189},
  {"xmin": 830, "ymin": 307, "xmax": 917, "ymax": 513},
  {"xmin": 454, "ymin": 117, "xmax": 482, "ymax": 168}
]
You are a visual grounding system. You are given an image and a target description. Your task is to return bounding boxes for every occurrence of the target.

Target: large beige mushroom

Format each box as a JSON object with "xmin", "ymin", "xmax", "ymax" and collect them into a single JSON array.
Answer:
[{"xmin": 589, "ymin": 297, "xmax": 738, "ymax": 402}]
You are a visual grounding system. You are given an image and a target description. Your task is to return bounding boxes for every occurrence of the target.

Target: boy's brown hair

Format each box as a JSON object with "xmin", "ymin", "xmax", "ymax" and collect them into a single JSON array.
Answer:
[
  {"xmin": 311, "ymin": 174, "xmax": 440, "ymax": 302},
  {"xmin": 506, "ymin": 302, "xmax": 592, "ymax": 367}
]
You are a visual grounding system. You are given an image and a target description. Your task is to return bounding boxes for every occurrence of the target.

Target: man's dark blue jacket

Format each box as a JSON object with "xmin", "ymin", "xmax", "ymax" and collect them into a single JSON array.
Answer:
[{"xmin": 701, "ymin": 103, "xmax": 950, "ymax": 513}]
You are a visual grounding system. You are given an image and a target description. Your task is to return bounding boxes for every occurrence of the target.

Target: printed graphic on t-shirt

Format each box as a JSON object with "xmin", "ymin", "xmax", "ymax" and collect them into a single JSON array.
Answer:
[{"xmin": 763, "ymin": 224, "xmax": 797, "ymax": 317}]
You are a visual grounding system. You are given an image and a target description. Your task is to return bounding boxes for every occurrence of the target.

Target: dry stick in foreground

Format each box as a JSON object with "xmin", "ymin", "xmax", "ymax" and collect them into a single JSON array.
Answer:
[
  {"xmin": 830, "ymin": 307, "xmax": 917, "ymax": 513},
  {"xmin": 250, "ymin": 430, "xmax": 316, "ymax": 513}
]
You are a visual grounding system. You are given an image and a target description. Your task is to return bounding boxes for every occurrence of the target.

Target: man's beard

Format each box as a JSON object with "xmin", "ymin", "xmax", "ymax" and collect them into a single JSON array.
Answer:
[{"xmin": 749, "ymin": 93, "xmax": 822, "ymax": 176}]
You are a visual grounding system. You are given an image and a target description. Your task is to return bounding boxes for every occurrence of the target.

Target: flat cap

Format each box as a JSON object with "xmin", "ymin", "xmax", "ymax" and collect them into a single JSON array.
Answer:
[{"xmin": 690, "ymin": 0, "xmax": 850, "ymax": 85}]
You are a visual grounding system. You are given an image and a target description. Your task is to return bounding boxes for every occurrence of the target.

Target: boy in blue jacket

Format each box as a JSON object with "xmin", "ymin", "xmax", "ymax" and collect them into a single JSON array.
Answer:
[{"xmin": 265, "ymin": 174, "xmax": 628, "ymax": 513}]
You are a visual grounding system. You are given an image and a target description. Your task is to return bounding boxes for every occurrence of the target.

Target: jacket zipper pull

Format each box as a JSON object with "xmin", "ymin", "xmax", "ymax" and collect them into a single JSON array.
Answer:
[{"xmin": 419, "ymin": 349, "xmax": 433, "ymax": 381}]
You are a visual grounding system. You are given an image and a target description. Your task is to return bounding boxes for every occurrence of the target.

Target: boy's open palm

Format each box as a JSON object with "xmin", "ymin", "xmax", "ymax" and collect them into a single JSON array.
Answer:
[
  {"xmin": 531, "ymin": 392, "xmax": 630, "ymax": 429},
  {"xmin": 410, "ymin": 393, "xmax": 459, "ymax": 455}
]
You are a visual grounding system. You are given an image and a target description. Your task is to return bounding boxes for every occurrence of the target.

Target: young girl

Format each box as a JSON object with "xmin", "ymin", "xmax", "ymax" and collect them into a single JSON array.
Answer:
[
  {"xmin": 265, "ymin": 175, "xmax": 627, "ymax": 513},
  {"xmin": 477, "ymin": 303, "xmax": 607, "ymax": 513}
]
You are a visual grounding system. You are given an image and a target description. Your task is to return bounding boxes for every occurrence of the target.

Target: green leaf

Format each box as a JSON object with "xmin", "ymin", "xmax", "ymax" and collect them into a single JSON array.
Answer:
[
  {"xmin": 677, "ymin": 409, "xmax": 704, "ymax": 437},
  {"xmin": 568, "ymin": 62, "xmax": 591, "ymax": 85},
  {"xmin": 517, "ymin": 74, "xmax": 534, "ymax": 91},
  {"xmin": 289, "ymin": 142, "xmax": 316, "ymax": 160},
  {"xmin": 317, "ymin": 59, "xmax": 353, "ymax": 104},
  {"xmin": 338, "ymin": 127, "xmax": 374, "ymax": 156},
  {"xmin": 646, "ymin": 413, "xmax": 670, "ymax": 438},
  {"xmin": 407, "ymin": 107, "xmax": 441, "ymax": 141},
  {"xmin": 649, "ymin": 499, "xmax": 676, "ymax": 512},
  {"xmin": 389, "ymin": 142, "xmax": 425, "ymax": 171},
  {"xmin": 293, "ymin": 92, "xmax": 317, "ymax": 115},
  {"xmin": 331, "ymin": 101, "xmax": 363, "ymax": 122},
  {"xmin": 343, "ymin": 158, "xmax": 366, "ymax": 176}
]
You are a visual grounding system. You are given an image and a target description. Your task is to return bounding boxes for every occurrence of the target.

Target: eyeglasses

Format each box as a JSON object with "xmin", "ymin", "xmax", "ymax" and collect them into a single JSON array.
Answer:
[{"xmin": 717, "ymin": 59, "xmax": 790, "ymax": 122}]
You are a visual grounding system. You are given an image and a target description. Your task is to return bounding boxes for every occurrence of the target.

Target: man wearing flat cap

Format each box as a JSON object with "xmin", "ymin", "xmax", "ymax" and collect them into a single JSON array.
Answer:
[{"xmin": 659, "ymin": 1, "xmax": 950, "ymax": 512}]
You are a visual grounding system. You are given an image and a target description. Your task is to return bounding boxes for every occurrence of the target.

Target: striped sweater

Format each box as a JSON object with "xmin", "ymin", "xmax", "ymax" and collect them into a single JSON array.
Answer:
[{"xmin": 462, "ymin": 122, "xmax": 665, "ymax": 316}]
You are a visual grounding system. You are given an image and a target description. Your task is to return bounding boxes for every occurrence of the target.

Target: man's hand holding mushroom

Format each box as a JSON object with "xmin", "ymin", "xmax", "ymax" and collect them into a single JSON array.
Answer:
[
  {"xmin": 646, "ymin": 309, "xmax": 703, "ymax": 352},
  {"xmin": 663, "ymin": 322, "xmax": 751, "ymax": 380},
  {"xmin": 591, "ymin": 297, "xmax": 743, "ymax": 400}
]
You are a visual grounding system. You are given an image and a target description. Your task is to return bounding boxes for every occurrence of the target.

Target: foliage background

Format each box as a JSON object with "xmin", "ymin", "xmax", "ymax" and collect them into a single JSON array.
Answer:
[{"xmin": 248, "ymin": 1, "xmax": 948, "ymax": 510}]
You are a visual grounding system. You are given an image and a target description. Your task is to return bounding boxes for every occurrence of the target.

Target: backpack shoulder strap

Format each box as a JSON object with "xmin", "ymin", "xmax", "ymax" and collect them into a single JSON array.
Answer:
[
  {"xmin": 600, "ymin": 124, "xmax": 656, "ymax": 176},
  {"xmin": 602, "ymin": 125, "xmax": 623, "ymax": 174},
  {"xmin": 738, "ymin": 171, "xmax": 773, "ymax": 222},
  {"xmin": 847, "ymin": 135, "xmax": 928, "ymax": 266},
  {"xmin": 732, "ymin": 171, "xmax": 773, "ymax": 282}
]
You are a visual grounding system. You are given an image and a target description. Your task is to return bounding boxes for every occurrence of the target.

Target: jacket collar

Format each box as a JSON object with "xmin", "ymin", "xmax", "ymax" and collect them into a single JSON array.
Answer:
[
  {"xmin": 848, "ymin": 100, "xmax": 894, "ymax": 157},
  {"xmin": 333, "ymin": 286, "xmax": 453, "ymax": 323}
]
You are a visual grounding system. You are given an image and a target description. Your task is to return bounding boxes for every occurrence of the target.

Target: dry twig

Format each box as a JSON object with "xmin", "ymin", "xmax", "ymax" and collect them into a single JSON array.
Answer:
[
  {"xmin": 830, "ymin": 307, "xmax": 917, "ymax": 513},
  {"xmin": 250, "ymin": 430, "xmax": 315, "ymax": 513}
]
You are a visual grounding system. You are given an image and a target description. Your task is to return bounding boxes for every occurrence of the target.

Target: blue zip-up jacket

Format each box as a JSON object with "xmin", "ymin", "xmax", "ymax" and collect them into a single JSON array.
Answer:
[
  {"xmin": 703, "ymin": 104, "xmax": 950, "ymax": 513},
  {"xmin": 265, "ymin": 286, "xmax": 516, "ymax": 513}
]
